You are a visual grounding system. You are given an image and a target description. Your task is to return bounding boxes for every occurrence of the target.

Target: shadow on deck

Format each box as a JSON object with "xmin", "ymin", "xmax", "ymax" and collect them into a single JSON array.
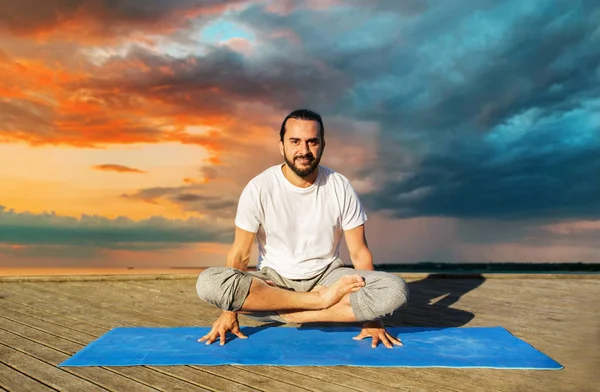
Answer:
[{"xmin": 388, "ymin": 274, "xmax": 486, "ymax": 327}]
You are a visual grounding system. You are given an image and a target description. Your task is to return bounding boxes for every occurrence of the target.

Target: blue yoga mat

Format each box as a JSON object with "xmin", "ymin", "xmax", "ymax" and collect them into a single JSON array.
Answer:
[{"xmin": 59, "ymin": 326, "xmax": 562, "ymax": 369}]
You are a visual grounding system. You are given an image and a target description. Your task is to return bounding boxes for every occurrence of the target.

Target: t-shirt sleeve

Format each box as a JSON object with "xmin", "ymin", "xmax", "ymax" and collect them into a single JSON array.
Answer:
[
  {"xmin": 341, "ymin": 181, "xmax": 368, "ymax": 231},
  {"xmin": 234, "ymin": 181, "xmax": 262, "ymax": 233}
]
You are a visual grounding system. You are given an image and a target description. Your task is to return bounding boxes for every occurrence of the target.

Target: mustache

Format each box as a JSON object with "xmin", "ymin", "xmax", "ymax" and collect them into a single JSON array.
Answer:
[{"xmin": 295, "ymin": 153, "xmax": 315, "ymax": 160}]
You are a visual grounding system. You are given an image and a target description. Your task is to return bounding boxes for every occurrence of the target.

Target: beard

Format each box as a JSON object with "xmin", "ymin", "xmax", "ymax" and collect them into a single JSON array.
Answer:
[{"xmin": 284, "ymin": 150, "xmax": 321, "ymax": 178}]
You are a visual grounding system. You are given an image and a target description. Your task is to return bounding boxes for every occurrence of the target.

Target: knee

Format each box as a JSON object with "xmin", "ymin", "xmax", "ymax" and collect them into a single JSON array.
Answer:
[
  {"xmin": 384, "ymin": 274, "xmax": 410, "ymax": 312},
  {"xmin": 195, "ymin": 267, "xmax": 252, "ymax": 311},
  {"xmin": 353, "ymin": 273, "xmax": 409, "ymax": 321},
  {"xmin": 195, "ymin": 267, "xmax": 224, "ymax": 304}
]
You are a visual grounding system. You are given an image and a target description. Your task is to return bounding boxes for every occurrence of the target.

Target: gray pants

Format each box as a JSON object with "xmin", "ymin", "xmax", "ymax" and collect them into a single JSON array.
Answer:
[{"xmin": 196, "ymin": 259, "xmax": 409, "ymax": 323}]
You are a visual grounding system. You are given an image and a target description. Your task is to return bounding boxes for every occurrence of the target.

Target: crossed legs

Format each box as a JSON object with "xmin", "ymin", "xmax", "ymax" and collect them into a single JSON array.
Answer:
[{"xmin": 196, "ymin": 262, "xmax": 409, "ymax": 324}]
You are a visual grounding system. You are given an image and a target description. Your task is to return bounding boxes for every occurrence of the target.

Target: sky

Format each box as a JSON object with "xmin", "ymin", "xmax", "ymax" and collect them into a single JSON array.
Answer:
[{"xmin": 0, "ymin": 0, "xmax": 598, "ymax": 268}]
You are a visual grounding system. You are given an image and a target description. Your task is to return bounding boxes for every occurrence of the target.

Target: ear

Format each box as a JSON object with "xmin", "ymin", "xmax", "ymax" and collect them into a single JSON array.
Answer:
[{"xmin": 279, "ymin": 140, "xmax": 284, "ymax": 157}]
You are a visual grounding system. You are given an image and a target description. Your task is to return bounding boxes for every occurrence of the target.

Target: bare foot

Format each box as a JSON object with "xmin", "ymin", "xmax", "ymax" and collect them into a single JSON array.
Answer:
[{"xmin": 319, "ymin": 275, "xmax": 365, "ymax": 308}]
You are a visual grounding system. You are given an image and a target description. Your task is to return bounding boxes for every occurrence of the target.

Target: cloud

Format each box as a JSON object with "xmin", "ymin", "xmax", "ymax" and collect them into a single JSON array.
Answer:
[
  {"xmin": 283, "ymin": 0, "xmax": 600, "ymax": 222},
  {"xmin": 0, "ymin": 205, "xmax": 232, "ymax": 249},
  {"xmin": 1, "ymin": 0, "xmax": 598, "ymax": 229},
  {"xmin": 121, "ymin": 185, "xmax": 239, "ymax": 218},
  {"xmin": 360, "ymin": 119, "xmax": 600, "ymax": 220},
  {"xmin": 542, "ymin": 220, "xmax": 600, "ymax": 235},
  {"xmin": 0, "ymin": 0, "xmax": 246, "ymax": 43},
  {"xmin": 92, "ymin": 164, "xmax": 146, "ymax": 173}
]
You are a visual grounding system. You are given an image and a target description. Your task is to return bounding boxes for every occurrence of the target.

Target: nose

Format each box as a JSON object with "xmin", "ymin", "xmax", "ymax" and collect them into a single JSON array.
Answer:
[{"xmin": 299, "ymin": 142, "xmax": 310, "ymax": 155}]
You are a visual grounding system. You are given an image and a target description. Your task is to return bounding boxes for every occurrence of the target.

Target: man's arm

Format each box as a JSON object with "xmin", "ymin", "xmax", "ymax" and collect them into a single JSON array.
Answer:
[
  {"xmin": 198, "ymin": 226, "xmax": 256, "ymax": 345},
  {"xmin": 344, "ymin": 223, "xmax": 403, "ymax": 348},
  {"xmin": 344, "ymin": 224, "xmax": 374, "ymax": 271},
  {"xmin": 226, "ymin": 226, "xmax": 256, "ymax": 271}
]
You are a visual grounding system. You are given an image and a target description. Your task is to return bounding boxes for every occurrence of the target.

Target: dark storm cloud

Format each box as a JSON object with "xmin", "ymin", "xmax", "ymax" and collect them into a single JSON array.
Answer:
[
  {"xmin": 361, "ymin": 134, "xmax": 600, "ymax": 220},
  {"xmin": 234, "ymin": 0, "xmax": 600, "ymax": 221},
  {"xmin": 0, "ymin": 205, "xmax": 231, "ymax": 247},
  {"xmin": 78, "ymin": 44, "xmax": 351, "ymax": 115},
  {"xmin": 123, "ymin": 186, "xmax": 239, "ymax": 216}
]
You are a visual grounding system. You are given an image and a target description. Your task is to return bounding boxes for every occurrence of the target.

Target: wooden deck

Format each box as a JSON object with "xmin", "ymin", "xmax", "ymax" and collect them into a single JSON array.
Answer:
[{"xmin": 0, "ymin": 273, "xmax": 598, "ymax": 392}]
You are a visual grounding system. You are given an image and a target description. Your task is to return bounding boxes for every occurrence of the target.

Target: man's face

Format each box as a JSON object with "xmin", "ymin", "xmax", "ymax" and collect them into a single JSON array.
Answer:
[{"xmin": 279, "ymin": 118, "xmax": 324, "ymax": 178}]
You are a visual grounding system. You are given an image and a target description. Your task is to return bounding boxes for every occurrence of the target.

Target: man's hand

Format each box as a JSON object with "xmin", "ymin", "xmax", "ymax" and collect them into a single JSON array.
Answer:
[
  {"xmin": 353, "ymin": 320, "xmax": 403, "ymax": 348},
  {"xmin": 198, "ymin": 311, "xmax": 248, "ymax": 346}
]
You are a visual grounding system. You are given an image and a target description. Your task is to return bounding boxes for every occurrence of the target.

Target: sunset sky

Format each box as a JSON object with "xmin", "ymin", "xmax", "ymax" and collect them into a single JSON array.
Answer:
[{"xmin": 0, "ymin": 0, "xmax": 598, "ymax": 268}]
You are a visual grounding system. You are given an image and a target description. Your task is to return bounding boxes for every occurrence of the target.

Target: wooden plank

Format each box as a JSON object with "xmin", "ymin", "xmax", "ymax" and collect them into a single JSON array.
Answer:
[
  {"xmin": 0, "ymin": 284, "xmax": 279, "ymax": 392},
  {"xmin": 50, "ymin": 280, "xmax": 211, "ymax": 326},
  {"xmin": 0, "ymin": 288, "xmax": 412, "ymax": 391},
  {"xmin": 1, "ymin": 284, "xmax": 156, "ymax": 328},
  {"xmin": 328, "ymin": 367, "xmax": 465, "ymax": 392},
  {"xmin": 434, "ymin": 278, "xmax": 599, "ymax": 307},
  {"xmin": 0, "ymin": 323, "xmax": 160, "ymax": 392},
  {"xmin": 0, "ymin": 311, "xmax": 209, "ymax": 392},
  {"xmin": 230, "ymin": 366, "xmax": 368, "ymax": 392},
  {"xmin": 427, "ymin": 296, "xmax": 598, "ymax": 391},
  {"xmin": 0, "ymin": 285, "xmax": 155, "ymax": 329},
  {"xmin": 0, "ymin": 343, "xmax": 106, "ymax": 392},
  {"xmin": 0, "ymin": 297, "xmax": 252, "ymax": 392},
  {"xmin": 0, "ymin": 301, "xmax": 108, "ymax": 336},
  {"xmin": 0, "ymin": 362, "xmax": 55, "ymax": 392},
  {"xmin": 193, "ymin": 366, "xmax": 310, "ymax": 392},
  {"xmin": 22, "ymin": 281, "xmax": 468, "ymax": 390},
  {"xmin": 100, "ymin": 368, "xmax": 209, "ymax": 392},
  {"xmin": 61, "ymin": 282, "xmax": 503, "ymax": 392},
  {"xmin": 283, "ymin": 367, "xmax": 417, "ymax": 392},
  {"xmin": 146, "ymin": 367, "xmax": 260, "ymax": 392},
  {"xmin": 2, "ymin": 278, "xmax": 599, "ymax": 392},
  {"xmin": 423, "ymin": 278, "xmax": 600, "ymax": 309},
  {"xmin": 10, "ymin": 280, "xmax": 572, "ymax": 390},
  {"xmin": 7, "ymin": 283, "xmax": 353, "ymax": 392}
]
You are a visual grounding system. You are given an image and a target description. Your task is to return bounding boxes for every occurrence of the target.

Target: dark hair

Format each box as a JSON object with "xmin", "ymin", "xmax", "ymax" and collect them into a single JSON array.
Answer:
[{"xmin": 279, "ymin": 109, "xmax": 325, "ymax": 142}]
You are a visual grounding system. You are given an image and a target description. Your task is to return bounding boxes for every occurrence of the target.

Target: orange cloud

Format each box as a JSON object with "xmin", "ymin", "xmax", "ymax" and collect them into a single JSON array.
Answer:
[
  {"xmin": 0, "ymin": 0, "xmax": 247, "ymax": 45},
  {"xmin": 183, "ymin": 177, "xmax": 209, "ymax": 185},
  {"xmin": 92, "ymin": 164, "xmax": 147, "ymax": 174},
  {"xmin": 0, "ymin": 35, "xmax": 350, "ymax": 174}
]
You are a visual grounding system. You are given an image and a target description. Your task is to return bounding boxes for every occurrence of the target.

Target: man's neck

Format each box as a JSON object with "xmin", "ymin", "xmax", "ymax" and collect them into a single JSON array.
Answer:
[{"xmin": 281, "ymin": 164, "xmax": 319, "ymax": 188}]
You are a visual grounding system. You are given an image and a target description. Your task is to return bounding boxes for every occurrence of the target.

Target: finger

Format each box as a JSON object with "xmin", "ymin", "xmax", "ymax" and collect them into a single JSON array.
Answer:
[
  {"xmin": 387, "ymin": 333, "xmax": 403, "ymax": 346},
  {"xmin": 205, "ymin": 334, "xmax": 217, "ymax": 345},
  {"xmin": 198, "ymin": 335, "xmax": 213, "ymax": 343},
  {"xmin": 372, "ymin": 335, "xmax": 379, "ymax": 348},
  {"xmin": 381, "ymin": 334, "xmax": 393, "ymax": 349},
  {"xmin": 352, "ymin": 332, "xmax": 367, "ymax": 340},
  {"xmin": 233, "ymin": 327, "xmax": 248, "ymax": 339},
  {"xmin": 219, "ymin": 330, "xmax": 226, "ymax": 346},
  {"xmin": 265, "ymin": 280, "xmax": 275, "ymax": 286}
]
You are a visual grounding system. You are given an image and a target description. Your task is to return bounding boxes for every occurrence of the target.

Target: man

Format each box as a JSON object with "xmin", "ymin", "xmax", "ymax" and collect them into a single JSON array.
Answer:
[{"xmin": 196, "ymin": 109, "xmax": 409, "ymax": 348}]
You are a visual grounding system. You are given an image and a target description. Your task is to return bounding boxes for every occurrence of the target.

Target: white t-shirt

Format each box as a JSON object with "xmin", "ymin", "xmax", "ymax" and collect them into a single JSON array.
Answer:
[{"xmin": 234, "ymin": 164, "xmax": 368, "ymax": 279}]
